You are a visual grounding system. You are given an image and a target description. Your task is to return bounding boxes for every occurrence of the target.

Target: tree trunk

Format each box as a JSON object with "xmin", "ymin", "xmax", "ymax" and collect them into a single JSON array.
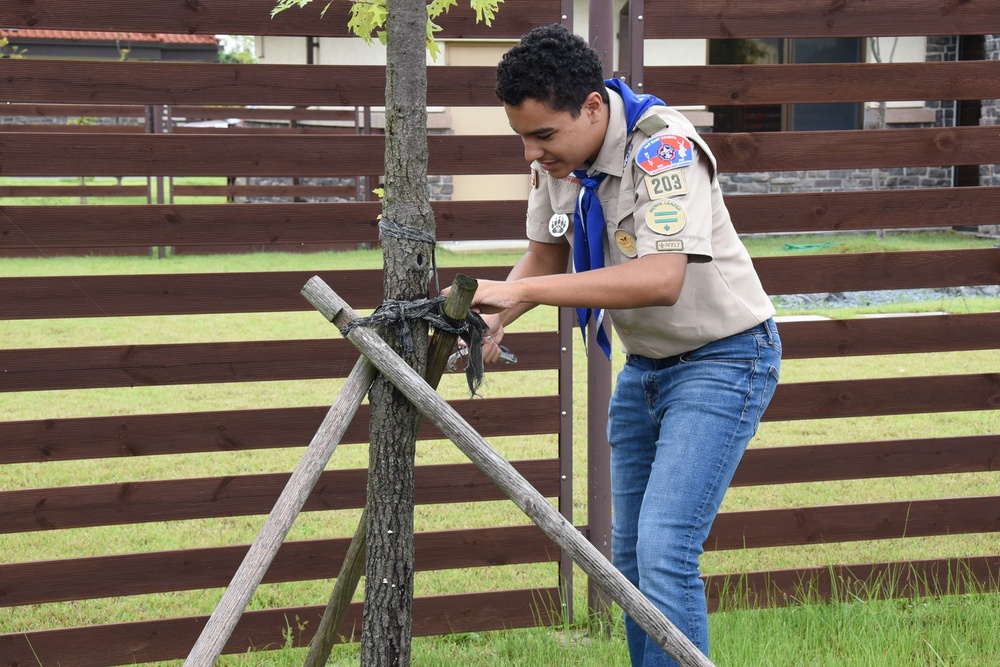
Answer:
[{"xmin": 360, "ymin": 0, "xmax": 434, "ymax": 663}]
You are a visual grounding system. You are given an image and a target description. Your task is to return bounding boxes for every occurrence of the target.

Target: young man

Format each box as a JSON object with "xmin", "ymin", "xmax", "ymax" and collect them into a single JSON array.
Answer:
[{"xmin": 467, "ymin": 24, "xmax": 782, "ymax": 666}]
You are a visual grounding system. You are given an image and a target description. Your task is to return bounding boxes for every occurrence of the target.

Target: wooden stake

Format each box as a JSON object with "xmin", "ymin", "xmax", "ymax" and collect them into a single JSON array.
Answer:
[
  {"xmin": 301, "ymin": 276, "xmax": 715, "ymax": 667},
  {"xmin": 302, "ymin": 274, "xmax": 479, "ymax": 667}
]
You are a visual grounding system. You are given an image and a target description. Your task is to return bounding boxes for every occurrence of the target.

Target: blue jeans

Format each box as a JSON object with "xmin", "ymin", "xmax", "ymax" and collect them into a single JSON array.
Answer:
[{"xmin": 608, "ymin": 319, "xmax": 781, "ymax": 667}]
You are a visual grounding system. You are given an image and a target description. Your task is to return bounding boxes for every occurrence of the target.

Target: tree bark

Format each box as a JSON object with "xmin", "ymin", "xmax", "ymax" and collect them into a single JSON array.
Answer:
[{"xmin": 360, "ymin": 0, "xmax": 434, "ymax": 664}]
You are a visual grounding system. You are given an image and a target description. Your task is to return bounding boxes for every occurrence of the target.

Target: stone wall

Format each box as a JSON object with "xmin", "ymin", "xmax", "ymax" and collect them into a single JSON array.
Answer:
[{"xmin": 719, "ymin": 34, "xmax": 1000, "ymax": 238}]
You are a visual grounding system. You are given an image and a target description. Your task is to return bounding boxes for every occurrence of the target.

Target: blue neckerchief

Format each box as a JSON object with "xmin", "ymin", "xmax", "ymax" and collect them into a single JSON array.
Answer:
[{"xmin": 572, "ymin": 80, "xmax": 665, "ymax": 358}]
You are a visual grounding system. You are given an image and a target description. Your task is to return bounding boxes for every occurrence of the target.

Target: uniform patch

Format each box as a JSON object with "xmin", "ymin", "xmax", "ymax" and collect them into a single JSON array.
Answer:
[
  {"xmin": 614, "ymin": 229, "xmax": 638, "ymax": 258},
  {"xmin": 635, "ymin": 134, "xmax": 694, "ymax": 176},
  {"xmin": 645, "ymin": 199, "xmax": 687, "ymax": 236},
  {"xmin": 548, "ymin": 213, "xmax": 570, "ymax": 238},
  {"xmin": 644, "ymin": 169, "xmax": 689, "ymax": 200},
  {"xmin": 531, "ymin": 168, "xmax": 538, "ymax": 189},
  {"xmin": 656, "ymin": 240, "xmax": 684, "ymax": 252}
]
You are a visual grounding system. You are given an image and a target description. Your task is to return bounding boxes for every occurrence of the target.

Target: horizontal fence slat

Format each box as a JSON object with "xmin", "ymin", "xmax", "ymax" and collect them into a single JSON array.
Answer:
[
  {"xmin": 2, "ymin": 249, "xmax": 995, "ymax": 320},
  {"xmin": 169, "ymin": 183, "xmax": 358, "ymax": 196},
  {"xmin": 641, "ymin": 0, "xmax": 1000, "ymax": 38},
  {"xmin": 3, "ymin": 188, "xmax": 998, "ymax": 248},
  {"xmin": 0, "ymin": 525, "xmax": 557, "ymax": 607},
  {"xmin": 8, "ymin": 60, "xmax": 1000, "ymax": 109},
  {"xmin": 764, "ymin": 373, "xmax": 1000, "ymax": 422},
  {"xmin": 708, "ymin": 495, "xmax": 1000, "ymax": 550},
  {"xmin": 0, "ymin": 185, "xmax": 148, "ymax": 197},
  {"xmin": 2, "ymin": 314, "xmax": 995, "ymax": 393},
  {"xmin": 704, "ymin": 555, "xmax": 1000, "ymax": 612},
  {"xmin": 0, "ymin": 133, "xmax": 527, "ymax": 177},
  {"xmin": 0, "ymin": 267, "xmax": 513, "ymax": 319},
  {"xmin": 733, "ymin": 435, "xmax": 1000, "ymax": 486},
  {"xmin": 5, "ymin": 126, "xmax": 1000, "ymax": 177},
  {"xmin": 9, "ymin": 61, "xmax": 1000, "ymax": 112},
  {"xmin": 5, "ymin": 0, "xmax": 560, "ymax": 38},
  {"xmin": 727, "ymin": 187, "xmax": 1000, "ymax": 235},
  {"xmin": 0, "ymin": 102, "xmax": 146, "ymax": 118},
  {"xmin": 0, "ymin": 124, "xmax": 145, "ymax": 134},
  {"xmin": 646, "ymin": 61, "xmax": 1000, "ymax": 107},
  {"xmin": 0, "ymin": 459, "xmax": 561, "ymax": 534},
  {"xmin": 0, "ymin": 201, "xmax": 529, "ymax": 248},
  {"xmin": 0, "ymin": 587, "xmax": 559, "ymax": 667},
  {"xmin": 700, "ymin": 126, "xmax": 1000, "ymax": 173},
  {"xmin": 0, "ymin": 60, "xmax": 507, "ymax": 107},
  {"xmin": 777, "ymin": 313, "xmax": 1000, "ymax": 359},
  {"xmin": 0, "ymin": 332, "xmax": 558, "ymax": 392},
  {"xmin": 756, "ymin": 248, "xmax": 1000, "ymax": 295},
  {"xmin": 0, "ymin": 396, "xmax": 562, "ymax": 464}
]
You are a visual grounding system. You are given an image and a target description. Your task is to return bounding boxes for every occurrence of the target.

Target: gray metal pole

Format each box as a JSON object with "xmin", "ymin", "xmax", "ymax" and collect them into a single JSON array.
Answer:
[{"xmin": 585, "ymin": 0, "xmax": 618, "ymax": 623}]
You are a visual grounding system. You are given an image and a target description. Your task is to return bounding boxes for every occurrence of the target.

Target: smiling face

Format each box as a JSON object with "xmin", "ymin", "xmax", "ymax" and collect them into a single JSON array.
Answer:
[{"xmin": 504, "ymin": 91, "xmax": 608, "ymax": 181}]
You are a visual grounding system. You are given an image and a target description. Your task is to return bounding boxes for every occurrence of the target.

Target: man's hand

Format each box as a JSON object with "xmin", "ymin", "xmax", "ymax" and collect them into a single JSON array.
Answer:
[{"xmin": 479, "ymin": 313, "xmax": 505, "ymax": 363}]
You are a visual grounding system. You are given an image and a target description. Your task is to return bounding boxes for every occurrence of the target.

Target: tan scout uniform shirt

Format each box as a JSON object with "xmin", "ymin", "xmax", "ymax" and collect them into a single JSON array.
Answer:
[{"xmin": 526, "ymin": 89, "xmax": 775, "ymax": 358}]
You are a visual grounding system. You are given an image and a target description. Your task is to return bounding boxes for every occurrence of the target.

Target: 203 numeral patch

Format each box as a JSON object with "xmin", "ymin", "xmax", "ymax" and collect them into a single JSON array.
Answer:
[{"xmin": 644, "ymin": 170, "xmax": 689, "ymax": 200}]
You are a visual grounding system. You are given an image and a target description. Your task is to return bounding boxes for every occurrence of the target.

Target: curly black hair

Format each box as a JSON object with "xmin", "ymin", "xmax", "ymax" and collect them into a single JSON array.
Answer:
[{"xmin": 495, "ymin": 24, "xmax": 608, "ymax": 117}]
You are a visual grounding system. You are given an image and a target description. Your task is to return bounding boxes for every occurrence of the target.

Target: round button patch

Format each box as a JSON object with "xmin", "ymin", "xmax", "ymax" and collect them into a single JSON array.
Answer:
[
  {"xmin": 548, "ymin": 213, "xmax": 570, "ymax": 238},
  {"xmin": 645, "ymin": 199, "xmax": 686, "ymax": 236},
  {"xmin": 614, "ymin": 229, "xmax": 638, "ymax": 257}
]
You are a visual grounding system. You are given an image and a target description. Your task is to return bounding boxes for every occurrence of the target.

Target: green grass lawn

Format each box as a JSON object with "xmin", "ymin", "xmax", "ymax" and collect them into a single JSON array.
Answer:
[{"xmin": 1, "ymin": 232, "xmax": 998, "ymax": 666}]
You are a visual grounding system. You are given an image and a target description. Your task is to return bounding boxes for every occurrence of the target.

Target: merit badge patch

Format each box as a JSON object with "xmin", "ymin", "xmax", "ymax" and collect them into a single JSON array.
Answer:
[
  {"xmin": 548, "ymin": 213, "xmax": 570, "ymax": 238},
  {"xmin": 645, "ymin": 199, "xmax": 687, "ymax": 236},
  {"xmin": 635, "ymin": 134, "xmax": 694, "ymax": 176},
  {"xmin": 644, "ymin": 169, "xmax": 689, "ymax": 200},
  {"xmin": 656, "ymin": 240, "xmax": 684, "ymax": 252},
  {"xmin": 614, "ymin": 229, "xmax": 638, "ymax": 258},
  {"xmin": 530, "ymin": 168, "xmax": 538, "ymax": 189}
]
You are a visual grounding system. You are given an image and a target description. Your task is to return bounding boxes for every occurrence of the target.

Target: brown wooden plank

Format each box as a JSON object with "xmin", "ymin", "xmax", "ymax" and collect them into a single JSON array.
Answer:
[
  {"xmin": 0, "ymin": 525, "xmax": 557, "ymax": 607},
  {"xmin": 10, "ymin": 59, "xmax": 1000, "ymax": 109},
  {"xmin": 777, "ymin": 313, "xmax": 1000, "ymax": 359},
  {"xmin": 5, "ymin": 0, "xmax": 561, "ymax": 38},
  {"xmin": 0, "ymin": 201, "xmax": 529, "ymax": 248},
  {"xmin": 171, "ymin": 105, "xmax": 359, "ymax": 123},
  {"xmin": 0, "ymin": 103, "xmax": 146, "ymax": 118},
  {"xmin": 756, "ymin": 248, "xmax": 1000, "ymax": 295},
  {"xmin": 3, "ymin": 249, "xmax": 994, "ymax": 320},
  {"xmin": 764, "ymin": 373, "xmax": 1000, "ymax": 422},
  {"xmin": 642, "ymin": 0, "xmax": 1000, "ymax": 39},
  {"xmin": 0, "ymin": 124, "xmax": 145, "ymax": 134},
  {"xmin": 0, "ymin": 395, "xmax": 562, "ymax": 464},
  {"xmin": 1, "ymin": 60, "xmax": 507, "ymax": 107},
  {"xmin": 170, "ymin": 184, "xmax": 358, "ymax": 197},
  {"xmin": 5, "ymin": 126, "xmax": 1000, "ymax": 177},
  {"xmin": 172, "ymin": 125, "xmax": 362, "ymax": 136},
  {"xmin": 3, "ymin": 188, "xmax": 997, "ymax": 248},
  {"xmin": 733, "ymin": 435, "xmax": 1000, "ymax": 487},
  {"xmin": 647, "ymin": 61, "xmax": 1000, "ymax": 107},
  {"xmin": 0, "ymin": 267, "xmax": 514, "ymax": 319},
  {"xmin": 707, "ymin": 496, "xmax": 1000, "ymax": 550},
  {"xmin": 705, "ymin": 555, "xmax": 1000, "ymax": 612},
  {"xmin": 0, "ymin": 331, "xmax": 559, "ymax": 392},
  {"xmin": 700, "ymin": 126, "xmax": 1000, "ymax": 173},
  {"xmin": 4, "ymin": 313, "xmax": 996, "ymax": 394},
  {"xmin": 727, "ymin": 187, "xmax": 1000, "ymax": 235},
  {"xmin": 0, "ymin": 459, "xmax": 560, "ymax": 535},
  {"xmin": 0, "ymin": 132, "xmax": 526, "ymax": 177},
  {"xmin": 0, "ymin": 185, "xmax": 148, "ymax": 197},
  {"xmin": 0, "ymin": 587, "xmax": 559, "ymax": 667}
]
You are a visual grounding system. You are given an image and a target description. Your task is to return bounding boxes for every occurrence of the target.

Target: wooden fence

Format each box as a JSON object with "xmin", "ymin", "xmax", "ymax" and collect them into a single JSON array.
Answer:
[{"xmin": 1, "ymin": 0, "xmax": 999, "ymax": 665}]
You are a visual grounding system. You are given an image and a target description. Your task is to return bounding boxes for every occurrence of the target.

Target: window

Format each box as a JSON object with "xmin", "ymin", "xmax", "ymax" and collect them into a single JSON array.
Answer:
[{"xmin": 708, "ymin": 38, "xmax": 864, "ymax": 132}]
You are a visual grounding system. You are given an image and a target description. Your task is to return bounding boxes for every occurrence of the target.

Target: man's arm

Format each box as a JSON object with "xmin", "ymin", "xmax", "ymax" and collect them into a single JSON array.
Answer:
[{"xmin": 472, "ymin": 245, "xmax": 687, "ymax": 314}]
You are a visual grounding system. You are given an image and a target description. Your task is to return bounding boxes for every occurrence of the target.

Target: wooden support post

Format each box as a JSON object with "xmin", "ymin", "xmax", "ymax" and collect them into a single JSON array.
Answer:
[
  {"xmin": 302, "ymin": 274, "xmax": 479, "ymax": 667},
  {"xmin": 182, "ymin": 350, "xmax": 376, "ymax": 666},
  {"xmin": 301, "ymin": 276, "xmax": 715, "ymax": 667}
]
